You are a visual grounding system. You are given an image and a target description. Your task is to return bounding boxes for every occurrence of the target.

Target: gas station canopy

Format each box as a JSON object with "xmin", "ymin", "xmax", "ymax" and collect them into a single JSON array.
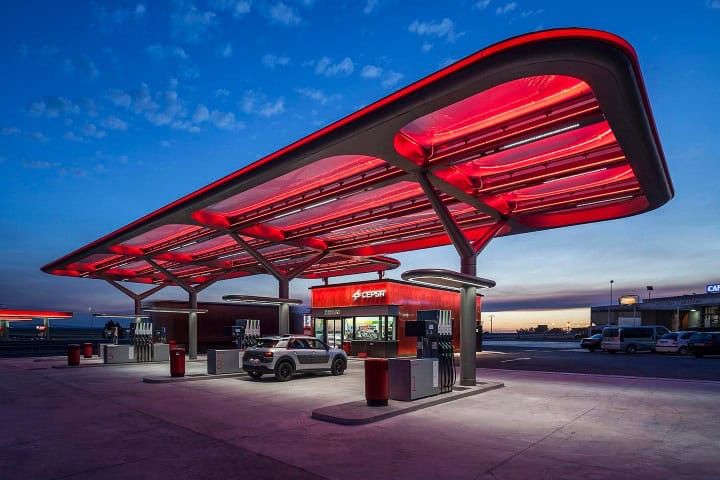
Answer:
[
  {"xmin": 0, "ymin": 310, "xmax": 73, "ymax": 320},
  {"xmin": 42, "ymin": 29, "xmax": 672, "ymax": 289}
]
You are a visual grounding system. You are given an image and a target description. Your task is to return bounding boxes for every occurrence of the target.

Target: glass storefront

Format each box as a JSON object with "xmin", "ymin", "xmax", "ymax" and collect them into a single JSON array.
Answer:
[
  {"xmin": 703, "ymin": 306, "xmax": 719, "ymax": 328},
  {"xmin": 313, "ymin": 315, "xmax": 397, "ymax": 347}
]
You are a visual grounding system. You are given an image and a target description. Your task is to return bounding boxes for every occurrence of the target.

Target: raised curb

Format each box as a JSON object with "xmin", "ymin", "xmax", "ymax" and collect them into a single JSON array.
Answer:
[
  {"xmin": 311, "ymin": 381, "xmax": 504, "ymax": 426},
  {"xmin": 51, "ymin": 358, "xmax": 205, "ymax": 369},
  {"xmin": 142, "ymin": 372, "xmax": 247, "ymax": 383}
]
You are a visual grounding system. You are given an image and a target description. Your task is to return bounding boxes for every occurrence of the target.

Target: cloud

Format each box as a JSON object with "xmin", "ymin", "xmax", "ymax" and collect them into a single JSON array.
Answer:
[
  {"xmin": 361, "ymin": 65, "xmax": 382, "ymax": 79},
  {"xmin": 211, "ymin": 0, "xmax": 251, "ymax": 16},
  {"xmin": 360, "ymin": 66, "xmax": 403, "ymax": 88},
  {"xmin": 269, "ymin": 2, "xmax": 301, "ymax": 26},
  {"xmin": 1, "ymin": 127, "xmax": 21, "ymax": 136},
  {"xmin": 107, "ymin": 89, "xmax": 132, "ymax": 108},
  {"xmin": 80, "ymin": 123, "xmax": 107, "ymax": 139},
  {"xmin": 363, "ymin": 0, "xmax": 378, "ymax": 14},
  {"xmin": 422, "ymin": 42, "xmax": 432, "ymax": 52},
  {"xmin": 77, "ymin": 97, "xmax": 98, "ymax": 117},
  {"xmin": 262, "ymin": 53, "xmax": 290, "ymax": 68},
  {"xmin": 160, "ymin": 140, "xmax": 173, "ymax": 148},
  {"xmin": 706, "ymin": 0, "xmax": 720, "ymax": 7},
  {"xmin": 495, "ymin": 2, "xmax": 516, "ymax": 14},
  {"xmin": 219, "ymin": 42, "xmax": 233, "ymax": 58},
  {"xmin": 241, "ymin": 90, "xmax": 285, "ymax": 117},
  {"xmin": 101, "ymin": 115, "xmax": 129, "ymax": 131},
  {"xmin": 315, "ymin": 57, "xmax": 354, "ymax": 77},
  {"xmin": 145, "ymin": 44, "xmax": 189, "ymax": 61},
  {"xmin": 408, "ymin": 18, "xmax": 458, "ymax": 42},
  {"xmin": 63, "ymin": 54, "xmax": 100, "ymax": 78},
  {"xmin": 135, "ymin": 4, "xmax": 146, "ymax": 16},
  {"xmin": 92, "ymin": 2, "xmax": 146, "ymax": 29},
  {"xmin": 520, "ymin": 8, "xmax": 543, "ymax": 17},
  {"xmin": 29, "ymin": 97, "xmax": 80, "ymax": 117},
  {"xmin": 64, "ymin": 132, "xmax": 85, "ymax": 142},
  {"xmin": 381, "ymin": 71, "xmax": 403, "ymax": 88},
  {"xmin": 193, "ymin": 104, "xmax": 210, "ymax": 122},
  {"xmin": 214, "ymin": 88, "xmax": 230, "ymax": 97},
  {"xmin": 22, "ymin": 160, "xmax": 60, "ymax": 169},
  {"xmin": 31, "ymin": 131, "xmax": 48, "ymax": 142},
  {"xmin": 295, "ymin": 87, "xmax": 340, "ymax": 105},
  {"xmin": 171, "ymin": 2, "xmax": 218, "ymax": 44},
  {"xmin": 474, "ymin": 0, "xmax": 490, "ymax": 9},
  {"xmin": 210, "ymin": 109, "xmax": 244, "ymax": 129}
]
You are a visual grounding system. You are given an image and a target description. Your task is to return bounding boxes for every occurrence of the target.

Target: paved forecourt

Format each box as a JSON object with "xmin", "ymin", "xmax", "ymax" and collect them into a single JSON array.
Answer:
[{"xmin": 1, "ymin": 355, "xmax": 719, "ymax": 480}]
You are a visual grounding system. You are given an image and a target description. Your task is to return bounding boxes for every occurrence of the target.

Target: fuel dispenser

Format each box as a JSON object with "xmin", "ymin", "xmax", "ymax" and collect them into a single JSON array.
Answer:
[
  {"xmin": 416, "ymin": 310, "xmax": 455, "ymax": 394},
  {"xmin": 241, "ymin": 319, "xmax": 260, "ymax": 348},
  {"xmin": 132, "ymin": 322, "xmax": 154, "ymax": 362}
]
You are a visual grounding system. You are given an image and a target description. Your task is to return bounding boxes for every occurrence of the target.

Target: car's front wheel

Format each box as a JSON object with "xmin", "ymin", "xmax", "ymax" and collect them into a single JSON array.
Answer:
[
  {"xmin": 274, "ymin": 361, "xmax": 295, "ymax": 381},
  {"xmin": 331, "ymin": 357, "xmax": 346, "ymax": 376},
  {"xmin": 626, "ymin": 344, "xmax": 637, "ymax": 354},
  {"xmin": 248, "ymin": 371, "xmax": 263, "ymax": 379},
  {"xmin": 678, "ymin": 346, "xmax": 688, "ymax": 355},
  {"xmin": 588, "ymin": 347, "xmax": 596, "ymax": 352}
]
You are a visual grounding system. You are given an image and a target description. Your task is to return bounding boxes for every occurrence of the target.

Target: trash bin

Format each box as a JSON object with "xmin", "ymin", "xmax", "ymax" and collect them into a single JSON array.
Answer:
[
  {"xmin": 67, "ymin": 344, "xmax": 81, "ymax": 366},
  {"xmin": 83, "ymin": 342, "xmax": 93, "ymax": 358},
  {"xmin": 364, "ymin": 358, "xmax": 389, "ymax": 406},
  {"xmin": 342, "ymin": 341, "xmax": 352, "ymax": 355},
  {"xmin": 168, "ymin": 340, "xmax": 177, "ymax": 350},
  {"xmin": 170, "ymin": 348, "xmax": 185, "ymax": 378}
]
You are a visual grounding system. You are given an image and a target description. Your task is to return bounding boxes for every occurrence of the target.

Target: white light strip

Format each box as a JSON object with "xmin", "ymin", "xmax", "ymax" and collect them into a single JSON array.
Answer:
[
  {"xmin": 168, "ymin": 240, "xmax": 199, "ymax": 251},
  {"xmin": 542, "ymin": 168, "xmax": 607, "ymax": 184},
  {"xmin": 271, "ymin": 208, "xmax": 302, "ymax": 220},
  {"xmin": 414, "ymin": 275, "xmax": 493, "ymax": 289},
  {"xmin": 576, "ymin": 195, "xmax": 634, "ymax": 208},
  {"xmin": 304, "ymin": 197, "xmax": 338, "ymax": 210},
  {"xmin": 500, "ymin": 123, "xmax": 581, "ymax": 151},
  {"xmin": 216, "ymin": 252, "xmax": 237, "ymax": 260}
]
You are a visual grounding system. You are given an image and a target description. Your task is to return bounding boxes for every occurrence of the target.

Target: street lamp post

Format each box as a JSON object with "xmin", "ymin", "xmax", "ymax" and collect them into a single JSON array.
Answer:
[
  {"xmin": 608, "ymin": 280, "xmax": 614, "ymax": 325},
  {"xmin": 646, "ymin": 285, "xmax": 654, "ymax": 300},
  {"xmin": 489, "ymin": 314, "xmax": 494, "ymax": 334}
]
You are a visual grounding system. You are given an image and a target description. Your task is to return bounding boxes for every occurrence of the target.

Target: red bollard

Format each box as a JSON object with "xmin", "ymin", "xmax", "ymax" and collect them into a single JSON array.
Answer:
[
  {"xmin": 364, "ymin": 358, "xmax": 389, "ymax": 406},
  {"xmin": 168, "ymin": 340, "xmax": 177, "ymax": 350},
  {"xmin": 83, "ymin": 343, "xmax": 93, "ymax": 358},
  {"xmin": 67, "ymin": 344, "xmax": 81, "ymax": 366},
  {"xmin": 170, "ymin": 348, "xmax": 185, "ymax": 378}
]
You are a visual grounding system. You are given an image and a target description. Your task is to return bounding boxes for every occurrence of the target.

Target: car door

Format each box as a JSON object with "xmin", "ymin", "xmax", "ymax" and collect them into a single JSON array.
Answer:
[
  {"xmin": 288, "ymin": 338, "xmax": 313, "ymax": 370},
  {"xmin": 308, "ymin": 338, "xmax": 331, "ymax": 366}
]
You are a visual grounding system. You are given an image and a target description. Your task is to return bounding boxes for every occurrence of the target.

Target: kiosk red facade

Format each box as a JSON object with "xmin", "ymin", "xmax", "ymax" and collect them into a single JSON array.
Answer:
[{"xmin": 309, "ymin": 280, "xmax": 480, "ymax": 356}]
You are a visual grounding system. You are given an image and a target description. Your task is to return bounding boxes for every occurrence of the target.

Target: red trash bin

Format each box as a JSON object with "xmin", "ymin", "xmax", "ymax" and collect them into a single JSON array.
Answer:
[
  {"xmin": 342, "ymin": 341, "xmax": 352, "ymax": 355},
  {"xmin": 67, "ymin": 344, "xmax": 81, "ymax": 366},
  {"xmin": 168, "ymin": 340, "xmax": 177, "ymax": 349},
  {"xmin": 364, "ymin": 358, "xmax": 389, "ymax": 406},
  {"xmin": 170, "ymin": 348, "xmax": 185, "ymax": 377},
  {"xmin": 83, "ymin": 342, "xmax": 93, "ymax": 358}
]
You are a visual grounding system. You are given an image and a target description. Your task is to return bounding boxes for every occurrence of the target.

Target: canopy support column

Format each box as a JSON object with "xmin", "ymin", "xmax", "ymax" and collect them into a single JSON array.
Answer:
[
  {"xmin": 416, "ymin": 172, "xmax": 506, "ymax": 387},
  {"xmin": 188, "ymin": 291, "xmax": 198, "ymax": 359},
  {"xmin": 229, "ymin": 232, "xmax": 327, "ymax": 335},
  {"xmin": 105, "ymin": 280, "xmax": 166, "ymax": 325}
]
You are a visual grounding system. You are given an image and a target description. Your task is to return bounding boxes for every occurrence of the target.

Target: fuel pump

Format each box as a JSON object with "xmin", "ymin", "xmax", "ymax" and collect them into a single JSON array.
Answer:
[
  {"xmin": 132, "ymin": 322, "xmax": 154, "ymax": 362},
  {"xmin": 241, "ymin": 319, "xmax": 260, "ymax": 348},
  {"xmin": 416, "ymin": 310, "xmax": 455, "ymax": 393}
]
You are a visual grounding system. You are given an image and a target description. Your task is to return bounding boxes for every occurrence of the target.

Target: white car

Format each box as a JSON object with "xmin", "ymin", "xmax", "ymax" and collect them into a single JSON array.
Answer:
[{"xmin": 656, "ymin": 331, "xmax": 695, "ymax": 355}]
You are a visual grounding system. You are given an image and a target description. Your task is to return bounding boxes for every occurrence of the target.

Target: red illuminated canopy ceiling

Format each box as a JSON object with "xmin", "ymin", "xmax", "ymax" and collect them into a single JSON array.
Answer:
[{"xmin": 42, "ymin": 28, "xmax": 672, "ymax": 288}]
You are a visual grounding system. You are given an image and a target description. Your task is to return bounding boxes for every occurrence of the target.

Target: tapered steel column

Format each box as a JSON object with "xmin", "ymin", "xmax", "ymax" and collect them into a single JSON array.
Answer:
[
  {"xmin": 43, "ymin": 318, "xmax": 50, "ymax": 340},
  {"xmin": 460, "ymin": 257, "xmax": 478, "ymax": 386},
  {"xmin": 0, "ymin": 320, "xmax": 8, "ymax": 339},
  {"xmin": 189, "ymin": 291, "xmax": 198, "ymax": 359},
  {"xmin": 278, "ymin": 278, "xmax": 290, "ymax": 334}
]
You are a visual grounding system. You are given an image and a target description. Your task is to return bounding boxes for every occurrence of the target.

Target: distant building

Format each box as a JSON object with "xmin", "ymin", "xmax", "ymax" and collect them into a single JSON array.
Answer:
[{"xmin": 590, "ymin": 286, "xmax": 720, "ymax": 331}]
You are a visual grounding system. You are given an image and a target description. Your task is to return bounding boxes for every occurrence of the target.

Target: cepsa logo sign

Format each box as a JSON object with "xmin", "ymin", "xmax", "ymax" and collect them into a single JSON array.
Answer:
[
  {"xmin": 707, "ymin": 284, "xmax": 720, "ymax": 294},
  {"xmin": 352, "ymin": 289, "xmax": 386, "ymax": 302}
]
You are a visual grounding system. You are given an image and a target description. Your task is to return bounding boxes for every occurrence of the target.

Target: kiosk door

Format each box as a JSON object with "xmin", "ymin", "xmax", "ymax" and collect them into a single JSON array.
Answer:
[{"xmin": 326, "ymin": 318, "xmax": 342, "ymax": 348}]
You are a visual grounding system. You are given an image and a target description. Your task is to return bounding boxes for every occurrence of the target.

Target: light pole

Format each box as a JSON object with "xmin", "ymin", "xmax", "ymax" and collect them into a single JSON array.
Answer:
[
  {"xmin": 608, "ymin": 280, "xmax": 614, "ymax": 325},
  {"xmin": 646, "ymin": 285, "xmax": 653, "ymax": 300},
  {"xmin": 489, "ymin": 314, "xmax": 494, "ymax": 334}
]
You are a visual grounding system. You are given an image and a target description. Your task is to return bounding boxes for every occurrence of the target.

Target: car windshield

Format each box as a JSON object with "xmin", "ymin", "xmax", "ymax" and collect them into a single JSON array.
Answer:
[
  {"xmin": 591, "ymin": 334, "xmax": 602, "ymax": 339},
  {"xmin": 661, "ymin": 333, "xmax": 677, "ymax": 340}
]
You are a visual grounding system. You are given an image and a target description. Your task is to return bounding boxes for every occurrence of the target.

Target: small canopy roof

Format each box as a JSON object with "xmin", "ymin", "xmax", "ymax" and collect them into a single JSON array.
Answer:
[
  {"xmin": 42, "ymin": 29, "xmax": 672, "ymax": 289},
  {"xmin": 0, "ymin": 310, "xmax": 73, "ymax": 320}
]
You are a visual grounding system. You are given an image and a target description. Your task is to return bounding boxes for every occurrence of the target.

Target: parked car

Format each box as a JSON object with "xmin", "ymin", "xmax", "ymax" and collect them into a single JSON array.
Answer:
[
  {"xmin": 656, "ymin": 331, "xmax": 695, "ymax": 355},
  {"xmin": 242, "ymin": 335, "xmax": 347, "ymax": 381},
  {"xmin": 601, "ymin": 325, "xmax": 670, "ymax": 354},
  {"xmin": 580, "ymin": 333, "xmax": 603, "ymax": 352},
  {"xmin": 687, "ymin": 332, "xmax": 720, "ymax": 358}
]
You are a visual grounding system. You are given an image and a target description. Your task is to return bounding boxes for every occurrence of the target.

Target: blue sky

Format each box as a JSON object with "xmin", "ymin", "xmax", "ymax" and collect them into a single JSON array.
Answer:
[{"xmin": 1, "ymin": 1, "xmax": 719, "ymax": 329}]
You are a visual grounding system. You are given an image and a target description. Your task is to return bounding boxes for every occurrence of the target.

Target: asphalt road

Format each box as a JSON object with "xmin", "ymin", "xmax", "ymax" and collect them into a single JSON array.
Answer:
[{"xmin": 475, "ymin": 343, "xmax": 720, "ymax": 381}]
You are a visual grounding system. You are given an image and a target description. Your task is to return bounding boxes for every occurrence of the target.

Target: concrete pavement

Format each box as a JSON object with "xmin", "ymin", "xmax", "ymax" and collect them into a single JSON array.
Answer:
[{"xmin": 1, "ymin": 355, "xmax": 718, "ymax": 479}]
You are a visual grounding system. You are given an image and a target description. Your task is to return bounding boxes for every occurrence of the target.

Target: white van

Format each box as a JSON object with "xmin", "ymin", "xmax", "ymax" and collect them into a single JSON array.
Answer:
[{"xmin": 602, "ymin": 325, "xmax": 670, "ymax": 354}]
